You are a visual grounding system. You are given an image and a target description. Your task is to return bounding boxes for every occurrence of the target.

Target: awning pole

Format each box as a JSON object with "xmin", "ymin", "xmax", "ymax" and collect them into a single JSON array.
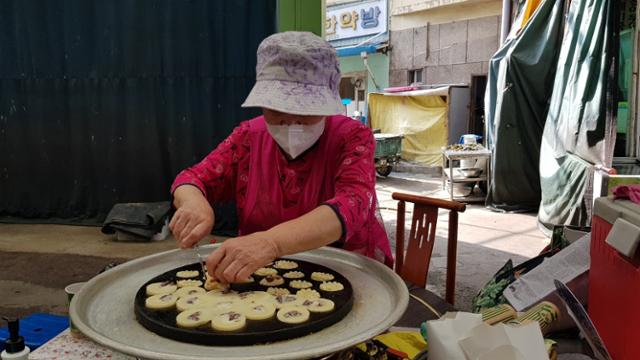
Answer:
[
  {"xmin": 500, "ymin": 0, "xmax": 512, "ymax": 44},
  {"xmin": 361, "ymin": 52, "xmax": 381, "ymax": 91}
]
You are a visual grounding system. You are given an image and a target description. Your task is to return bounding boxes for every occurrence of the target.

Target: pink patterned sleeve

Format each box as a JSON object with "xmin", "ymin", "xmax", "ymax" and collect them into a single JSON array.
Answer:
[
  {"xmin": 324, "ymin": 123, "xmax": 378, "ymax": 241},
  {"xmin": 170, "ymin": 122, "xmax": 250, "ymax": 204}
]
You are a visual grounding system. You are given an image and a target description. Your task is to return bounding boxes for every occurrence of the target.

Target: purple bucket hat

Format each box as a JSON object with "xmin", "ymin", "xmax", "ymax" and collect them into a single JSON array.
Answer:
[{"xmin": 242, "ymin": 31, "xmax": 343, "ymax": 116}]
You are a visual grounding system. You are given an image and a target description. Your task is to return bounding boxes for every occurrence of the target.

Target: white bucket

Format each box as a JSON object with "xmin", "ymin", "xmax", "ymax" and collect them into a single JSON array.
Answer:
[{"xmin": 462, "ymin": 134, "xmax": 477, "ymax": 144}]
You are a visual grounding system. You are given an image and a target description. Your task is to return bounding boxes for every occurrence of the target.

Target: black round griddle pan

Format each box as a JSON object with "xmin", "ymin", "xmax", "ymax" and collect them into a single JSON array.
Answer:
[{"xmin": 134, "ymin": 259, "xmax": 353, "ymax": 345}]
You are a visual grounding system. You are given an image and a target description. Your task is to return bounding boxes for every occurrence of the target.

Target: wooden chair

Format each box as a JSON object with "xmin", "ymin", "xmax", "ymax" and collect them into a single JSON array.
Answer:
[{"xmin": 392, "ymin": 192, "xmax": 466, "ymax": 305}]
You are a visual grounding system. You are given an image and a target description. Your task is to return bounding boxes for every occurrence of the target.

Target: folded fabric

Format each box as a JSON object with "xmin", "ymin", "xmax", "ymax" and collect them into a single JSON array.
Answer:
[
  {"xmin": 102, "ymin": 201, "xmax": 171, "ymax": 239},
  {"xmin": 613, "ymin": 185, "xmax": 640, "ymax": 204}
]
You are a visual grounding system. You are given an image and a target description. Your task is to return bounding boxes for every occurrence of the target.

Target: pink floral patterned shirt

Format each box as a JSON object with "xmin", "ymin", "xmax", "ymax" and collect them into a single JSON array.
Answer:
[{"xmin": 171, "ymin": 115, "xmax": 393, "ymax": 266}]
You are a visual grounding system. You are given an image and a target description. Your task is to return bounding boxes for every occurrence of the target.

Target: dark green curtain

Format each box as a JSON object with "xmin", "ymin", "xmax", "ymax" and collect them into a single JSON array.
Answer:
[
  {"xmin": 538, "ymin": 0, "xmax": 617, "ymax": 231},
  {"xmin": 0, "ymin": 0, "xmax": 276, "ymax": 226},
  {"xmin": 485, "ymin": 0, "xmax": 567, "ymax": 212}
]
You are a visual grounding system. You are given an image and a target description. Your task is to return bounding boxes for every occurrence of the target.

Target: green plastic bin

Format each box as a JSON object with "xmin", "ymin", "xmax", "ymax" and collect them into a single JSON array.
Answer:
[{"xmin": 374, "ymin": 134, "xmax": 402, "ymax": 158}]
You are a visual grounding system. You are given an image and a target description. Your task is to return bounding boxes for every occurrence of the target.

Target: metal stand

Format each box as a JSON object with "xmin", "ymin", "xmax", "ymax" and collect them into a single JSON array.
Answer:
[{"xmin": 442, "ymin": 147, "xmax": 492, "ymax": 202}]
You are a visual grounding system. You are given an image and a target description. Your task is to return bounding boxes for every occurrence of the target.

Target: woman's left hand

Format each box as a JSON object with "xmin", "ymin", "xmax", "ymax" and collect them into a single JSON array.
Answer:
[
  {"xmin": 207, "ymin": 205, "xmax": 341, "ymax": 284},
  {"xmin": 206, "ymin": 232, "xmax": 280, "ymax": 284}
]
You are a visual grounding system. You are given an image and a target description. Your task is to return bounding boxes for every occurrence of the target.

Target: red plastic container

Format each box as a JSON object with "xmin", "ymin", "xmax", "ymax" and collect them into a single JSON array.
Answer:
[{"xmin": 589, "ymin": 197, "xmax": 640, "ymax": 360}]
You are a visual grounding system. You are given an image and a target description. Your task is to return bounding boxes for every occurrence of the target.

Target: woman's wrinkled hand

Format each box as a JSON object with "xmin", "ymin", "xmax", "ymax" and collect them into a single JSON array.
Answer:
[
  {"xmin": 206, "ymin": 232, "xmax": 280, "ymax": 284},
  {"xmin": 169, "ymin": 186, "xmax": 215, "ymax": 249}
]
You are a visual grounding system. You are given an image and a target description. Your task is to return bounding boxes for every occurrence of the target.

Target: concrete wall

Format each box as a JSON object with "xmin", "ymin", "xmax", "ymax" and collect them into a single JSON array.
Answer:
[
  {"xmin": 391, "ymin": 0, "xmax": 497, "ymax": 16},
  {"xmin": 391, "ymin": 0, "xmax": 501, "ymax": 29},
  {"xmin": 389, "ymin": 14, "xmax": 500, "ymax": 86}
]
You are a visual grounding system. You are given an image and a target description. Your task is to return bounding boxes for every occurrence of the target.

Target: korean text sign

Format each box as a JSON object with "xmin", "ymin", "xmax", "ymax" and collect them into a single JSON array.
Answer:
[{"xmin": 326, "ymin": 0, "xmax": 387, "ymax": 41}]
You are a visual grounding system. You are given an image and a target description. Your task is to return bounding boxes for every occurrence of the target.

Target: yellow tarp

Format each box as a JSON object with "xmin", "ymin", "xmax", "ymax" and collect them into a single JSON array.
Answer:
[
  {"xmin": 369, "ymin": 93, "xmax": 448, "ymax": 166},
  {"xmin": 521, "ymin": 0, "xmax": 542, "ymax": 27},
  {"xmin": 510, "ymin": 0, "xmax": 543, "ymax": 35}
]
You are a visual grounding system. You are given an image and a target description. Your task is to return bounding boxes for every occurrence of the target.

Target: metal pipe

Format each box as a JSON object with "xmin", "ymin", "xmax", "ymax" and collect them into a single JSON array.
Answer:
[
  {"xmin": 500, "ymin": 0, "xmax": 512, "ymax": 44},
  {"xmin": 361, "ymin": 51, "xmax": 381, "ymax": 91}
]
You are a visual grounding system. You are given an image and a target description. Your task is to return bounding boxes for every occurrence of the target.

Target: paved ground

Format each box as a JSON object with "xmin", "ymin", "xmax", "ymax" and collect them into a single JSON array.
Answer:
[
  {"xmin": 0, "ymin": 226, "xmax": 178, "ymax": 319},
  {"xmin": 376, "ymin": 173, "xmax": 548, "ymax": 309},
  {"xmin": 0, "ymin": 172, "xmax": 549, "ymax": 320}
]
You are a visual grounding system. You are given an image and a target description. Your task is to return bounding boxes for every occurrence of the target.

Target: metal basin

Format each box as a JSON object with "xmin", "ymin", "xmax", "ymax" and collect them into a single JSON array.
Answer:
[
  {"xmin": 70, "ymin": 245, "xmax": 409, "ymax": 360},
  {"xmin": 458, "ymin": 167, "xmax": 483, "ymax": 178}
]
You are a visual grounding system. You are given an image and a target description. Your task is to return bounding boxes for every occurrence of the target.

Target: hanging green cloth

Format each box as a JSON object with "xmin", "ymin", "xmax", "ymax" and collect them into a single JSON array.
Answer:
[
  {"xmin": 537, "ymin": 0, "xmax": 616, "ymax": 231},
  {"xmin": 485, "ymin": 0, "xmax": 566, "ymax": 212}
]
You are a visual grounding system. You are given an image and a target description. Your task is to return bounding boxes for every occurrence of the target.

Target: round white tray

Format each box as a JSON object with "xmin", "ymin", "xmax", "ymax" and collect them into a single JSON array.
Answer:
[{"xmin": 70, "ymin": 245, "xmax": 408, "ymax": 360}]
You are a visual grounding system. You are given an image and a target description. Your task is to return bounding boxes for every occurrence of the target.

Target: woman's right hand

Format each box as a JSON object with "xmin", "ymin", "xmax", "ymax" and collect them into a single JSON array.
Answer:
[{"xmin": 169, "ymin": 185, "xmax": 215, "ymax": 249}]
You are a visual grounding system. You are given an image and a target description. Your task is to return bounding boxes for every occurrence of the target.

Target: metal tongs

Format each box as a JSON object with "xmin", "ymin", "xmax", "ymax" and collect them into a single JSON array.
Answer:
[{"xmin": 193, "ymin": 243, "xmax": 208, "ymax": 284}]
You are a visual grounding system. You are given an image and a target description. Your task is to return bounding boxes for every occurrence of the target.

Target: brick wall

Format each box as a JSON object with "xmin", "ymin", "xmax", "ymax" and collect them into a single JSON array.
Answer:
[{"xmin": 389, "ymin": 15, "xmax": 500, "ymax": 86}]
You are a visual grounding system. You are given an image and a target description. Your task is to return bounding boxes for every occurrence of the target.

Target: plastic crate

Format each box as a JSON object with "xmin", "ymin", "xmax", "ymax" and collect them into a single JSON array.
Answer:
[
  {"xmin": 589, "ymin": 198, "xmax": 640, "ymax": 360},
  {"xmin": 0, "ymin": 313, "xmax": 68, "ymax": 352}
]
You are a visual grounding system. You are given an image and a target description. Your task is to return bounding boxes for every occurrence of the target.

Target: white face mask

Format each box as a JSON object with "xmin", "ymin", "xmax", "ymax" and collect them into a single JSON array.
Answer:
[{"xmin": 266, "ymin": 119, "xmax": 326, "ymax": 159}]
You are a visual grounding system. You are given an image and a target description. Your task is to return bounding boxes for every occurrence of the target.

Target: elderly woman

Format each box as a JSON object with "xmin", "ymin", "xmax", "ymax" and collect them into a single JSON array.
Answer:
[{"xmin": 169, "ymin": 32, "xmax": 392, "ymax": 284}]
